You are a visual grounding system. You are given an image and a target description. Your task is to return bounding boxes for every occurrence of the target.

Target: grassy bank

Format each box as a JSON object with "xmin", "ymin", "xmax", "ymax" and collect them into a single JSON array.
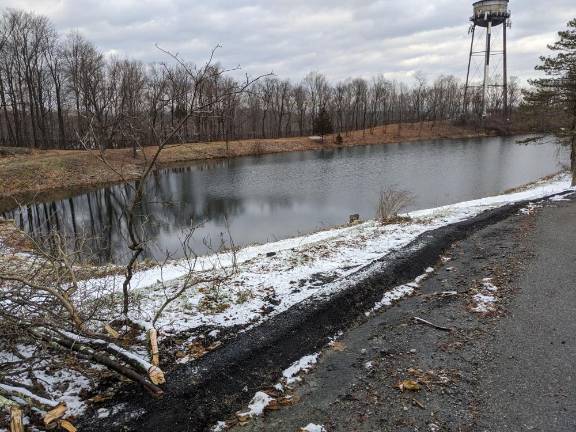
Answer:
[{"xmin": 0, "ymin": 121, "xmax": 490, "ymax": 210}]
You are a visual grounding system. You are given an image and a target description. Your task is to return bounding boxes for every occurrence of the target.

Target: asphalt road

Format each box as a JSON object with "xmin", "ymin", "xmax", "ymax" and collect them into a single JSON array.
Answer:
[{"xmin": 231, "ymin": 193, "xmax": 576, "ymax": 432}]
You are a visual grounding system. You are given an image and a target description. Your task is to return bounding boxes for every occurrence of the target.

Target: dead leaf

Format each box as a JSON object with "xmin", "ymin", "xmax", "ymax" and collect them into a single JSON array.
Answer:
[
  {"xmin": 235, "ymin": 412, "xmax": 251, "ymax": 424},
  {"xmin": 278, "ymin": 394, "xmax": 300, "ymax": 406},
  {"xmin": 397, "ymin": 380, "xmax": 421, "ymax": 392},
  {"xmin": 330, "ymin": 341, "xmax": 346, "ymax": 352},
  {"xmin": 187, "ymin": 341, "xmax": 208, "ymax": 358},
  {"xmin": 207, "ymin": 341, "xmax": 222, "ymax": 351},
  {"xmin": 265, "ymin": 399, "xmax": 280, "ymax": 411}
]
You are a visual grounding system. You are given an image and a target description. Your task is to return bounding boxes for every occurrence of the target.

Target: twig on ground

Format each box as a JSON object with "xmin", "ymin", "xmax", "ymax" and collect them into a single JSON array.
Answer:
[{"xmin": 413, "ymin": 316, "xmax": 452, "ymax": 332}]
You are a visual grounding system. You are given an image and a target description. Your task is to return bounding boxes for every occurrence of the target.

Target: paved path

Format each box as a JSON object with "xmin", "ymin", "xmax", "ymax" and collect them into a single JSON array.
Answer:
[{"xmin": 230, "ymin": 194, "xmax": 576, "ymax": 432}]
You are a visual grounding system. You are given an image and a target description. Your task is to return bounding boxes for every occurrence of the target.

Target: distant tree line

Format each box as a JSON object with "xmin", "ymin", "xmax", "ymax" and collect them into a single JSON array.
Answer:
[{"xmin": 0, "ymin": 8, "xmax": 519, "ymax": 151}]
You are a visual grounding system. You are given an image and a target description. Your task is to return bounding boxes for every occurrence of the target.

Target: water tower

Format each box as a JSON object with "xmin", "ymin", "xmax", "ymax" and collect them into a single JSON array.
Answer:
[{"xmin": 463, "ymin": 0, "xmax": 511, "ymax": 119}]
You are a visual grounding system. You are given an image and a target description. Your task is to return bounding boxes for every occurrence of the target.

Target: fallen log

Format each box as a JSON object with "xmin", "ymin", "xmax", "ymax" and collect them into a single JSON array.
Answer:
[
  {"xmin": 0, "ymin": 383, "xmax": 58, "ymax": 410},
  {"xmin": 33, "ymin": 330, "xmax": 164, "ymax": 397},
  {"xmin": 56, "ymin": 330, "xmax": 166, "ymax": 385}
]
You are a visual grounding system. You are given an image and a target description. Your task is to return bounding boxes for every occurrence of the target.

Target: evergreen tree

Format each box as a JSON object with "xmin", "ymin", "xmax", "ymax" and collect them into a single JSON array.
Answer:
[
  {"xmin": 313, "ymin": 107, "xmax": 333, "ymax": 142},
  {"xmin": 525, "ymin": 18, "xmax": 576, "ymax": 185}
]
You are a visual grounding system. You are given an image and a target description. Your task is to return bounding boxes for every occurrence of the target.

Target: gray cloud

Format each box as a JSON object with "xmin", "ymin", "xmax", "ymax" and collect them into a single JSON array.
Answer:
[{"xmin": 2, "ymin": 0, "xmax": 575, "ymax": 83}]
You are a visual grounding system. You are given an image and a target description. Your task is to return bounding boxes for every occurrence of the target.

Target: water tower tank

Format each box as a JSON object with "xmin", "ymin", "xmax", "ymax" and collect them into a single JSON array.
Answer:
[{"xmin": 471, "ymin": 0, "xmax": 510, "ymax": 27}]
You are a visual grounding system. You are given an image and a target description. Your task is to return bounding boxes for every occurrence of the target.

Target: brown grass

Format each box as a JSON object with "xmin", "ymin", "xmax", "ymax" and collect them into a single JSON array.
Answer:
[{"xmin": 0, "ymin": 121, "xmax": 491, "ymax": 211}]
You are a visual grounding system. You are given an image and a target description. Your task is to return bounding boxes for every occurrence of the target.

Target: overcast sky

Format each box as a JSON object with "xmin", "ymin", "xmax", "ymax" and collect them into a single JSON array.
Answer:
[{"xmin": 2, "ymin": 0, "xmax": 575, "ymax": 84}]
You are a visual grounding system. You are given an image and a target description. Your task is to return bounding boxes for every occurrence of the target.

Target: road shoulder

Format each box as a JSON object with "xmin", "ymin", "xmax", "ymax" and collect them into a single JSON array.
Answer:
[{"xmin": 230, "ymin": 194, "xmax": 576, "ymax": 432}]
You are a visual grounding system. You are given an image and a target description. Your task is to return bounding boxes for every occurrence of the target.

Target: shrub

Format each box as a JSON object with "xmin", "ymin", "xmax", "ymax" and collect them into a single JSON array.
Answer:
[{"xmin": 376, "ymin": 187, "xmax": 413, "ymax": 224}]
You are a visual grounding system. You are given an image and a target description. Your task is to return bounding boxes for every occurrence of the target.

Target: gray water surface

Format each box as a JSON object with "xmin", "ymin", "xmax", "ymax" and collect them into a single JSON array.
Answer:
[{"xmin": 3, "ymin": 136, "xmax": 568, "ymax": 264}]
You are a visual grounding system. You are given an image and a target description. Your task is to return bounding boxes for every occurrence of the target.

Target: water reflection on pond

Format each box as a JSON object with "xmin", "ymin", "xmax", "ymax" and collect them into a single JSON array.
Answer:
[{"xmin": 2, "ymin": 136, "xmax": 568, "ymax": 264}]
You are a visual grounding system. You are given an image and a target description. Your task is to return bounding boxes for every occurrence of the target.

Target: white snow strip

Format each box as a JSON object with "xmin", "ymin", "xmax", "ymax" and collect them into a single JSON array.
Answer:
[
  {"xmin": 371, "ymin": 284, "xmax": 416, "ymax": 311},
  {"xmin": 282, "ymin": 353, "xmax": 320, "ymax": 384},
  {"xmin": 82, "ymin": 173, "xmax": 573, "ymax": 295}
]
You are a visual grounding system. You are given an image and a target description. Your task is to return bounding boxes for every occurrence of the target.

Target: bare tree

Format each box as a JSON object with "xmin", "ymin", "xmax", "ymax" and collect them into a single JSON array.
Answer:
[{"xmin": 0, "ymin": 45, "xmax": 266, "ymax": 428}]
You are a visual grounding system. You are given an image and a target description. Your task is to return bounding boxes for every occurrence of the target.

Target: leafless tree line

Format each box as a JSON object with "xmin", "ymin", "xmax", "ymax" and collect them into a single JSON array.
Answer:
[
  {"xmin": 0, "ymin": 18, "xmax": 261, "ymax": 425},
  {"xmin": 0, "ymin": 9, "xmax": 522, "ymax": 152}
]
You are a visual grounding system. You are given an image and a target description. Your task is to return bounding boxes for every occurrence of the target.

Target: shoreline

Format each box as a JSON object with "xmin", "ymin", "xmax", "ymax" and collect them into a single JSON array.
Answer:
[{"xmin": 0, "ymin": 121, "xmax": 494, "ymax": 212}]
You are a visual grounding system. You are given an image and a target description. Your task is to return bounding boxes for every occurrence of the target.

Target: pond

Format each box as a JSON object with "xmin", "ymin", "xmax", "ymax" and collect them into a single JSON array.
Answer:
[{"xmin": 2, "ymin": 135, "xmax": 568, "ymax": 264}]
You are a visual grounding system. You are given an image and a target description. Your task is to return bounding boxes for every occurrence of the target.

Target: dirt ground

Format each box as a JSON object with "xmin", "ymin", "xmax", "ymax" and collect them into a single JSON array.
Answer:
[
  {"xmin": 0, "ymin": 121, "xmax": 490, "ymax": 211},
  {"xmin": 229, "ymin": 194, "xmax": 576, "ymax": 432}
]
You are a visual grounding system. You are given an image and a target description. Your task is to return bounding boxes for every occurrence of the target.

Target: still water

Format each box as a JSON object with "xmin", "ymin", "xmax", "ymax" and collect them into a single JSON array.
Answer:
[{"xmin": 3, "ymin": 136, "xmax": 568, "ymax": 264}]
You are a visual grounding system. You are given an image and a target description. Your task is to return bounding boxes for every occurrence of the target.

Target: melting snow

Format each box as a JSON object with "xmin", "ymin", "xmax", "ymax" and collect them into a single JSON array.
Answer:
[
  {"xmin": 238, "ymin": 391, "xmax": 275, "ymax": 417},
  {"xmin": 301, "ymin": 424, "xmax": 326, "ymax": 432},
  {"xmin": 371, "ymin": 284, "xmax": 416, "ymax": 311},
  {"xmin": 212, "ymin": 421, "xmax": 227, "ymax": 431},
  {"xmin": 482, "ymin": 278, "xmax": 498, "ymax": 292},
  {"xmin": 283, "ymin": 353, "xmax": 320, "ymax": 384},
  {"xmin": 472, "ymin": 278, "xmax": 499, "ymax": 313}
]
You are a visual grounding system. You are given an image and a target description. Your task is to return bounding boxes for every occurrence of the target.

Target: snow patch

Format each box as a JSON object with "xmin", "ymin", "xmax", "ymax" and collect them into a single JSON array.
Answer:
[
  {"xmin": 367, "ymin": 268, "xmax": 434, "ymax": 315},
  {"xmin": 212, "ymin": 421, "xmax": 227, "ymax": 431},
  {"xmin": 472, "ymin": 277, "xmax": 500, "ymax": 313},
  {"xmin": 238, "ymin": 391, "xmax": 275, "ymax": 417},
  {"xmin": 372, "ymin": 284, "xmax": 416, "ymax": 311},
  {"xmin": 301, "ymin": 424, "xmax": 326, "ymax": 432},
  {"xmin": 283, "ymin": 353, "xmax": 320, "ymax": 384},
  {"xmin": 481, "ymin": 278, "xmax": 498, "ymax": 292}
]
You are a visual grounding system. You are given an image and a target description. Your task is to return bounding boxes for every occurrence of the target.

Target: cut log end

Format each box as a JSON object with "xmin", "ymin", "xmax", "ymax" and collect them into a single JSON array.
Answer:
[
  {"xmin": 58, "ymin": 419, "xmax": 78, "ymax": 432},
  {"xmin": 104, "ymin": 324, "xmax": 120, "ymax": 339},
  {"xmin": 148, "ymin": 365, "xmax": 166, "ymax": 385},
  {"xmin": 43, "ymin": 403, "xmax": 67, "ymax": 426}
]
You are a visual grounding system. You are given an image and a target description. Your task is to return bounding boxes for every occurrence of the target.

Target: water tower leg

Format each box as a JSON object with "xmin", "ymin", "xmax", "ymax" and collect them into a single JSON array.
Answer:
[
  {"xmin": 463, "ymin": 24, "xmax": 476, "ymax": 116},
  {"xmin": 482, "ymin": 20, "xmax": 492, "ymax": 119},
  {"xmin": 503, "ymin": 22, "xmax": 509, "ymax": 121}
]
